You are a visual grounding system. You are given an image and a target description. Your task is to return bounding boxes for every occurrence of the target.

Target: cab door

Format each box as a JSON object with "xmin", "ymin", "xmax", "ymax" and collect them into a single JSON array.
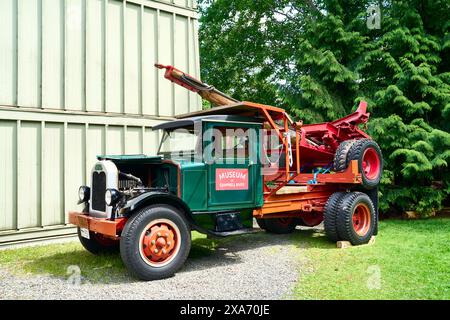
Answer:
[{"xmin": 203, "ymin": 121, "xmax": 262, "ymax": 210}]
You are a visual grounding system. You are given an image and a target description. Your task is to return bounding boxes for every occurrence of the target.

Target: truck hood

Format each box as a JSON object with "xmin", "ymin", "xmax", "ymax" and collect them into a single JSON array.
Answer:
[
  {"xmin": 97, "ymin": 154, "xmax": 199, "ymax": 167},
  {"xmin": 97, "ymin": 154, "xmax": 163, "ymax": 164}
]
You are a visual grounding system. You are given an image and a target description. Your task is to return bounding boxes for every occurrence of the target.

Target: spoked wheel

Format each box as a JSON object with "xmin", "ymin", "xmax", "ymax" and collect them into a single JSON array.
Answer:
[
  {"xmin": 336, "ymin": 192, "xmax": 376, "ymax": 245},
  {"xmin": 263, "ymin": 217, "xmax": 297, "ymax": 234},
  {"xmin": 120, "ymin": 205, "xmax": 191, "ymax": 280}
]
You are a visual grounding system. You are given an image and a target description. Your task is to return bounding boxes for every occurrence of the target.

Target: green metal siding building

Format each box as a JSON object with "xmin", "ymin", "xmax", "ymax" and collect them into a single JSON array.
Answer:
[{"xmin": 0, "ymin": 0, "xmax": 201, "ymax": 245}]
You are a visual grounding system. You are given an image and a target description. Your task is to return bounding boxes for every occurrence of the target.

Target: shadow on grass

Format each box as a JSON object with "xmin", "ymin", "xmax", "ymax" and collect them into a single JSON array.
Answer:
[
  {"xmin": 290, "ymin": 228, "xmax": 336, "ymax": 250},
  {"xmin": 7, "ymin": 227, "xmax": 335, "ymax": 283}
]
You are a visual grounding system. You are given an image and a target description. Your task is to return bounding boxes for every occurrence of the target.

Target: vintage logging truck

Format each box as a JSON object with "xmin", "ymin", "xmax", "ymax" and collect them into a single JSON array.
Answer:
[{"xmin": 69, "ymin": 64, "xmax": 382, "ymax": 280}]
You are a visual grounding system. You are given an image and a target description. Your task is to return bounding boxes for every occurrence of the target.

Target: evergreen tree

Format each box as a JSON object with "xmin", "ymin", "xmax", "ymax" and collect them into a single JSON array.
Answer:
[
  {"xmin": 199, "ymin": 0, "xmax": 450, "ymax": 216},
  {"xmin": 359, "ymin": 0, "xmax": 450, "ymax": 215}
]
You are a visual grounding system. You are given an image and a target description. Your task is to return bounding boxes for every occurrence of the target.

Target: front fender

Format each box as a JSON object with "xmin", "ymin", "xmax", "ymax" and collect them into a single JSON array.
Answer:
[{"xmin": 121, "ymin": 191, "xmax": 194, "ymax": 224}]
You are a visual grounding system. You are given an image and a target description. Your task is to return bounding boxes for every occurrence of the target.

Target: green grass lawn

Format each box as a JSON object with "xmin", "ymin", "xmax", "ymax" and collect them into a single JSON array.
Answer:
[
  {"xmin": 0, "ymin": 232, "xmax": 217, "ymax": 283},
  {"xmin": 0, "ymin": 218, "xmax": 448, "ymax": 299},
  {"xmin": 290, "ymin": 218, "xmax": 450, "ymax": 300}
]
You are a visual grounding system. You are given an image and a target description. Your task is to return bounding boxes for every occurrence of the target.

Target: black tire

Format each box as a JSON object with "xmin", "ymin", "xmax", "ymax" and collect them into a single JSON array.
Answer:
[
  {"xmin": 336, "ymin": 192, "xmax": 376, "ymax": 245},
  {"xmin": 255, "ymin": 218, "xmax": 267, "ymax": 230},
  {"xmin": 120, "ymin": 204, "xmax": 191, "ymax": 281},
  {"xmin": 77, "ymin": 227, "xmax": 119, "ymax": 254},
  {"xmin": 333, "ymin": 140, "xmax": 357, "ymax": 171},
  {"xmin": 354, "ymin": 186, "xmax": 379, "ymax": 236},
  {"xmin": 264, "ymin": 218, "xmax": 296, "ymax": 234},
  {"xmin": 347, "ymin": 139, "xmax": 383, "ymax": 189},
  {"xmin": 366, "ymin": 187, "xmax": 379, "ymax": 236},
  {"xmin": 295, "ymin": 217, "xmax": 309, "ymax": 227},
  {"xmin": 323, "ymin": 192, "xmax": 347, "ymax": 242}
]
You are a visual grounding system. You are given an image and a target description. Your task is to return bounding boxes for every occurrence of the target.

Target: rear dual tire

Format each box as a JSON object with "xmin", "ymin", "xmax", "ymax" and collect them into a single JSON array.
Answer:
[
  {"xmin": 323, "ymin": 192, "xmax": 376, "ymax": 245},
  {"xmin": 323, "ymin": 192, "xmax": 346, "ymax": 242}
]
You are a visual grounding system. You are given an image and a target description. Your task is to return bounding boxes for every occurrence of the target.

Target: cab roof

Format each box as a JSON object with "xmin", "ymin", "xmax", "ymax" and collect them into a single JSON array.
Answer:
[
  {"xmin": 175, "ymin": 101, "xmax": 287, "ymax": 120},
  {"xmin": 152, "ymin": 114, "xmax": 264, "ymax": 131}
]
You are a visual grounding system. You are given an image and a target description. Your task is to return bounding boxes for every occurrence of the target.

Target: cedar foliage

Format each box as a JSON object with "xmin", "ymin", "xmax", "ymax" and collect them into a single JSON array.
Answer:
[{"xmin": 199, "ymin": 0, "xmax": 450, "ymax": 216}]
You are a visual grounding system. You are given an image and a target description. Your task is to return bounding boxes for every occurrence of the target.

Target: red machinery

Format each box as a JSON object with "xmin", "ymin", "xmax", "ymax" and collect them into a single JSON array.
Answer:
[{"xmin": 156, "ymin": 63, "xmax": 382, "ymax": 240}]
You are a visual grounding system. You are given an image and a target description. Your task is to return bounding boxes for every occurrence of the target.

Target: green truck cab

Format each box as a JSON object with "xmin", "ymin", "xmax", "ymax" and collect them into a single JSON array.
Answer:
[
  {"xmin": 72, "ymin": 114, "xmax": 266, "ymax": 280},
  {"xmin": 111, "ymin": 115, "xmax": 263, "ymax": 232}
]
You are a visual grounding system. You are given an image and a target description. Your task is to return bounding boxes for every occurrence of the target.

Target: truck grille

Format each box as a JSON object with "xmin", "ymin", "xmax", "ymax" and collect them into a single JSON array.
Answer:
[{"xmin": 92, "ymin": 171, "xmax": 106, "ymax": 212}]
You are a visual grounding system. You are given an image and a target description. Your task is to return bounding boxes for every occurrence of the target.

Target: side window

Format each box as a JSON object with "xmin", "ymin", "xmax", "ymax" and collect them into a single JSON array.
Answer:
[{"xmin": 212, "ymin": 126, "xmax": 249, "ymax": 160}]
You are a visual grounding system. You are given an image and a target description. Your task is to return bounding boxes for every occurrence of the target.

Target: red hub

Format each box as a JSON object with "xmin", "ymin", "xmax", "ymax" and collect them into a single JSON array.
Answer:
[
  {"xmin": 300, "ymin": 213, "xmax": 323, "ymax": 227},
  {"xmin": 362, "ymin": 147, "xmax": 381, "ymax": 180},
  {"xmin": 140, "ymin": 219, "xmax": 180, "ymax": 267},
  {"xmin": 352, "ymin": 203, "xmax": 371, "ymax": 236}
]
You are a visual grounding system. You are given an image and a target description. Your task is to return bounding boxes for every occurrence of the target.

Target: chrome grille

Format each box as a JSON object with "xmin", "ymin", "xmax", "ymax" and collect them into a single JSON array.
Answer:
[{"xmin": 91, "ymin": 171, "xmax": 106, "ymax": 212}]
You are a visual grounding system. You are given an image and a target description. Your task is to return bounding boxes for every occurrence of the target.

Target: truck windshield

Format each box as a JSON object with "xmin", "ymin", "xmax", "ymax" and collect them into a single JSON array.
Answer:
[{"xmin": 158, "ymin": 127, "xmax": 199, "ymax": 155}]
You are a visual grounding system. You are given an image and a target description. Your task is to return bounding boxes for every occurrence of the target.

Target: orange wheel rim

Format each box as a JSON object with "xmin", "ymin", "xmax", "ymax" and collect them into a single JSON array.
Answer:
[
  {"xmin": 139, "ymin": 219, "xmax": 181, "ymax": 267},
  {"xmin": 352, "ymin": 203, "xmax": 371, "ymax": 236},
  {"xmin": 362, "ymin": 147, "xmax": 381, "ymax": 180}
]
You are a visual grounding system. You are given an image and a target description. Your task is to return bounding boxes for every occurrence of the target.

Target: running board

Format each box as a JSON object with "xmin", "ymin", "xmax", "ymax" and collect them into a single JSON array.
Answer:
[
  {"xmin": 209, "ymin": 228, "xmax": 262, "ymax": 237},
  {"xmin": 192, "ymin": 226, "xmax": 262, "ymax": 238}
]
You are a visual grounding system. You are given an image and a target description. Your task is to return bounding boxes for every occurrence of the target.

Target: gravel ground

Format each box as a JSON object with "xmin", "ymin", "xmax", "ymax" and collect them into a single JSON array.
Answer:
[{"xmin": 0, "ymin": 229, "xmax": 310, "ymax": 300}]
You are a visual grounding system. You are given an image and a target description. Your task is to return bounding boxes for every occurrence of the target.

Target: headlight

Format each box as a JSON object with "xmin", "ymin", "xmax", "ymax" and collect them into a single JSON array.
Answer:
[
  {"xmin": 78, "ymin": 186, "xmax": 90, "ymax": 202},
  {"xmin": 105, "ymin": 189, "xmax": 121, "ymax": 206}
]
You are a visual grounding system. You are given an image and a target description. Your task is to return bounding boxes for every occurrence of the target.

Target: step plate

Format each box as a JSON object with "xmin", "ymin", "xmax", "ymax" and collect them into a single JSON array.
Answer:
[{"xmin": 208, "ymin": 228, "xmax": 262, "ymax": 237}]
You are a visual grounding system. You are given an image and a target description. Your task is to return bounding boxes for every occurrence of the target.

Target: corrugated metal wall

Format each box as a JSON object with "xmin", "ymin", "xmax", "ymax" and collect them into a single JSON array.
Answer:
[{"xmin": 0, "ymin": 0, "xmax": 200, "ymax": 244}]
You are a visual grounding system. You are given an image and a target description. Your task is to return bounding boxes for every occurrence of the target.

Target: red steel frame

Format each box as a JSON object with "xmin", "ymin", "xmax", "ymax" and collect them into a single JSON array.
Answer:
[
  {"xmin": 212, "ymin": 101, "xmax": 368, "ymax": 220},
  {"xmin": 245, "ymin": 101, "xmax": 369, "ymax": 219}
]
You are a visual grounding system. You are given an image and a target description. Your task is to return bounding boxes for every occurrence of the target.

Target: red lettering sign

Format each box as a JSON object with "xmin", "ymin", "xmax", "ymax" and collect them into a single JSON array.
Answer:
[{"xmin": 215, "ymin": 168, "xmax": 249, "ymax": 191}]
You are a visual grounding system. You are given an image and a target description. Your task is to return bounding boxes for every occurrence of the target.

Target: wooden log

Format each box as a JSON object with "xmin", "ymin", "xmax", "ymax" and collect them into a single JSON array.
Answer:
[
  {"xmin": 336, "ymin": 236, "xmax": 376, "ymax": 249},
  {"xmin": 276, "ymin": 185, "xmax": 308, "ymax": 195},
  {"xmin": 336, "ymin": 241, "xmax": 352, "ymax": 249},
  {"xmin": 199, "ymin": 90, "xmax": 236, "ymax": 106}
]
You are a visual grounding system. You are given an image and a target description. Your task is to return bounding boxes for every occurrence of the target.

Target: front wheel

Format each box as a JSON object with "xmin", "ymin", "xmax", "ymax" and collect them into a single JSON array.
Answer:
[
  {"xmin": 120, "ymin": 205, "xmax": 191, "ymax": 281},
  {"xmin": 77, "ymin": 228, "xmax": 119, "ymax": 254}
]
